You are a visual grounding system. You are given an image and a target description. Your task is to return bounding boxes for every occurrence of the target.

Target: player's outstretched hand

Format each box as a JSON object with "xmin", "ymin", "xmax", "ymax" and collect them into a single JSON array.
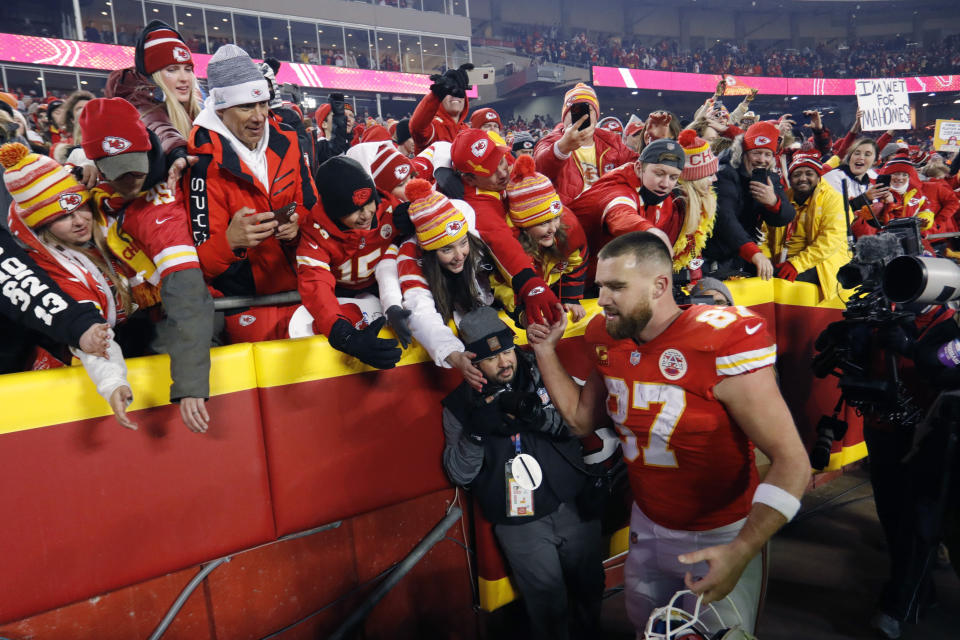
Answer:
[
  {"xmin": 678, "ymin": 541, "xmax": 754, "ymax": 604},
  {"xmin": 526, "ymin": 304, "xmax": 568, "ymax": 352}
]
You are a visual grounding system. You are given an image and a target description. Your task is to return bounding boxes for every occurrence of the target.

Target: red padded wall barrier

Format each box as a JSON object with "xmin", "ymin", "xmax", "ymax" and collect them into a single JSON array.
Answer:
[
  {"xmin": 0, "ymin": 388, "xmax": 275, "ymax": 624},
  {"xmin": 258, "ymin": 361, "xmax": 461, "ymax": 536}
]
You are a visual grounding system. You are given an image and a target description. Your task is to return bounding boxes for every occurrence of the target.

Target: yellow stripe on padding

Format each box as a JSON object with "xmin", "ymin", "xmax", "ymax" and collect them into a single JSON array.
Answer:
[
  {"xmin": 609, "ymin": 525, "xmax": 630, "ymax": 557},
  {"xmin": 725, "ymin": 278, "xmax": 774, "ymax": 307},
  {"xmin": 824, "ymin": 440, "xmax": 869, "ymax": 471},
  {"xmin": 254, "ymin": 301, "xmax": 603, "ymax": 388},
  {"xmin": 478, "ymin": 575, "xmax": 519, "ymax": 612},
  {"xmin": 0, "ymin": 343, "xmax": 257, "ymax": 435},
  {"xmin": 773, "ymin": 279, "xmax": 848, "ymax": 310}
]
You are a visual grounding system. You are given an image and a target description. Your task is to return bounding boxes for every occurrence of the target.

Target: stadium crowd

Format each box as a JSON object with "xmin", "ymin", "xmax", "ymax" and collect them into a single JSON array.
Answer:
[
  {"xmin": 1, "ymin": 18, "xmax": 959, "ymax": 640},
  {"xmin": 507, "ymin": 28, "xmax": 960, "ymax": 77}
]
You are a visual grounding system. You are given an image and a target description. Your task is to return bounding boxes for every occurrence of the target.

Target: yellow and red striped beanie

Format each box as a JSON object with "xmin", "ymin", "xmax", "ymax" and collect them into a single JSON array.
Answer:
[
  {"xmin": 0, "ymin": 142, "xmax": 89, "ymax": 228},
  {"xmin": 404, "ymin": 178, "xmax": 469, "ymax": 251},
  {"xmin": 506, "ymin": 155, "xmax": 563, "ymax": 228},
  {"xmin": 561, "ymin": 82, "xmax": 600, "ymax": 122}
]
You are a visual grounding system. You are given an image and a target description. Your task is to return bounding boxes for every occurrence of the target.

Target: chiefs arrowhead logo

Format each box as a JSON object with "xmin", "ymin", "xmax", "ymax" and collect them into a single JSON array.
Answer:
[
  {"xmin": 172, "ymin": 46, "xmax": 191, "ymax": 63},
  {"xmin": 380, "ymin": 224, "xmax": 393, "ymax": 238},
  {"xmin": 251, "ymin": 87, "xmax": 264, "ymax": 99},
  {"xmin": 58, "ymin": 192, "xmax": 83, "ymax": 212},
  {"xmin": 485, "ymin": 111, "xmax": 497, "ymax": 120},
  {"xmin": 549, "ymin": 200, "xmax": 562, "ymax": 214},
  {"xmin": 394, "ymin": 164, "xmax": 410, "ymax": 181},
  {"xmin": 754, "ymin": 136, "xmax": 771, "ymax": 146},
  {"xmin": 470, "ymin": 139, "xmax": 488, "ymax": 158},
  {"xmin": 352, "ymin": 188, "xmax": 372, "ymax": 207},
  {"xmin": 445, "ymin": 220, "xmax": 463, "ymax": 236},
  {"xmin": 102, "ymin": 136, "xmax": 132, "ymax": 155}
]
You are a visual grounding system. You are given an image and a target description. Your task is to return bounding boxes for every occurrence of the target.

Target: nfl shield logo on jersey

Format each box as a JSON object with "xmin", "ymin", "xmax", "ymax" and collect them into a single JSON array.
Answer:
[
  {"xmin": 658, "ymin": 349, "xmax": 687, "ymax": 380},
  {"xmin": 630, "ymin": 350, "xmax": 642, "ymax": 366}
]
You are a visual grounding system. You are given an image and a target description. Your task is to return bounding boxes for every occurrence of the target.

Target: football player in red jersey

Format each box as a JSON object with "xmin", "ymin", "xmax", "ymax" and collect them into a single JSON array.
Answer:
[{"xmin": 527, "ymin": 231, "xmax": 810, "ymax": 634}]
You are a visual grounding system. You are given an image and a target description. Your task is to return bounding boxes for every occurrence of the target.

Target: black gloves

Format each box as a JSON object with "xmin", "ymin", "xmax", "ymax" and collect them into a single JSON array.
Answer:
[
  {"xmin": 328, "ymin": 317, "xmax": 402, "ymax": 369},
  {"xmin": 385, "ymin": 305, "xmax": 413, "ymax": 349},
  {"xmin": 429, "ymin": 63, "xmax": 474, "ymax": 99},
  {"xmin": 498, "ymin": 391, "xmax": 545, "ymax": 432},
  {"xmin": 392, "ymin": 201, "xmax": 415, "ymax": 238},
  {"xmin": 329, "ymin": 92, "xmax": 346, "ymax": 116}
]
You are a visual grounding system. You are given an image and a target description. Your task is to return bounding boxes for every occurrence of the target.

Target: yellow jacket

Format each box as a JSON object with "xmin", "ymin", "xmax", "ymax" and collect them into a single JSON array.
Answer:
[{"xmin": 762, "ymin": 180, "xmax": 852, "ymax": 301}]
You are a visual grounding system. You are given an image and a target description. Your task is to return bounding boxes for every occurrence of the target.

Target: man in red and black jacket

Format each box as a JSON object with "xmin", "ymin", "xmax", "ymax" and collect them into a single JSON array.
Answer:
[
  {"xmin": 450, "ymin": 128, "xmax": 562, "ymax": 326},
  {"xmin": 186, "ymin": 44, "xmax": 317, "ymax": 343},
  {"xmin": 410, "ymin": 63, "xmax": 474, "ymax": 154}
]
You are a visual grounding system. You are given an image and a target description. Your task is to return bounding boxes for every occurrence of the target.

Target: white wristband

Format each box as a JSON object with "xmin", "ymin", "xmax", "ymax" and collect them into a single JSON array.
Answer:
[{"xmin": 751, "ymin": 482, "xmax": 801, "ymax": 522}]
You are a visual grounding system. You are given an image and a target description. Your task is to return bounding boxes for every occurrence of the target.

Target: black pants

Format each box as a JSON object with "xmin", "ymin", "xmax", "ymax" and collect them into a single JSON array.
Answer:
[
  {"xmin": 494, "ymin": 502, "xmax": 605, "ymax": 640},
  {"xmin": 864, "ymin": 424, "xmax": 952, "ymax": 622}
]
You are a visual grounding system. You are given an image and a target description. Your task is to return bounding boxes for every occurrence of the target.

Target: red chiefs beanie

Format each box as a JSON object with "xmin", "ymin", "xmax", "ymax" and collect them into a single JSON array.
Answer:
[
  {"xmin": 361, "ymin": 125, "xmax": 392, "ymax": 143},
  {"xmin": 136, "ymin": 21, "xmax": 193, "ymax": 76},
  {"xmin": 369, "ymin": 142, "xmax": 413, "ymax": 195},
  {"xmin": 79, "ymin": 98, "xmax": 152, "ymax": 180},
  {"xmin": 470, "ymin": 108, "xmax": 501, "ymax": 130},
  {"xmin": 742, "ymin": 121, "xmax": 779, "ymax": 153}
]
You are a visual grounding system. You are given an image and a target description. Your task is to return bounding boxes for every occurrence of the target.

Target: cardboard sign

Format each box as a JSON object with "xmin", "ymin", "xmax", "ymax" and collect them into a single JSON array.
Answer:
[
  {"xmin": 934, "ymin": 119, "xmax": 960, "ymax": 152},
  {"xmin": 855, "ymin": 78, "xmax": 911, "ymax": 131}
]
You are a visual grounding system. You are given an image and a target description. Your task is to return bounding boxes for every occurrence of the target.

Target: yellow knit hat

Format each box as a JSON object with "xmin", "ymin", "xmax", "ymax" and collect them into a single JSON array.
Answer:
[
  {"xmin": 561, "ymin": 82, "xmax": 600, "ymax": 122},
  {"xmin": 404, "ymin": 178, "xmax": 469, "ymax": 251},
  {"xmin": 506, "ymin": 155, "xmax": 563, "ymax": 228},
  {"xmin": 0, "ymin": 142, "xmax": 90, "ymax": 228}
]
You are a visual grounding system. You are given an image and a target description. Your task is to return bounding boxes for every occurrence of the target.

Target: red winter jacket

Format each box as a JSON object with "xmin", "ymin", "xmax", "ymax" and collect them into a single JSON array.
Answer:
[
  {"xmin": 409, "ymin": 92, "xmax": 469, "ymax": 154},
  {"xmin": 568, "ymin": 163, "xmax": 679, "ymax": 254},
  {"xmin": 296, "ymin": 198, "xmax": 399, "ymax": 336},
  {"xmin": 921, "ymin": 178, "xmax": 960, "ymax": 233},
  {"xmin": 187, "ymin": 119, "xmax": 317, "ymax": 297},
  {"xmin": 533, "ymin": 125, "xmax": 638, "ymax": 205}
]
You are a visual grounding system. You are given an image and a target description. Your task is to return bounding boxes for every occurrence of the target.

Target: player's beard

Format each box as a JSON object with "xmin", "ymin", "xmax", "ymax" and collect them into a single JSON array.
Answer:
[{"xmin": 605, "ymin": 299, "xmax": 653, "ymax": 341}]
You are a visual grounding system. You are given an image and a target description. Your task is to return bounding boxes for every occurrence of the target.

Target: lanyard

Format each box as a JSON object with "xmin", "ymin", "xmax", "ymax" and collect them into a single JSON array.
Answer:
[{"xmin": 511, "ymin": 434, "xmax": 522, "ymax": 455}]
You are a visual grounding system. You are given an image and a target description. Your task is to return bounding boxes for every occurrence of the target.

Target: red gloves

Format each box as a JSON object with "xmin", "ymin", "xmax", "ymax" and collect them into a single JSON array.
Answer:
[
  {"xmin": 775, "ymin": 261, "xmax": 799, "ymax": 282},
  {"xmin": 519, "ymin": 276, "xmax": 561, "ymax": 325}
]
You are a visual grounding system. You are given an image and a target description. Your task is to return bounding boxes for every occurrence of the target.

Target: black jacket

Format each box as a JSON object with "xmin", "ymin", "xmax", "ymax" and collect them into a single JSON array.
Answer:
[
  {"xmin": 313, "ymin": 111, "xmax": 351, "ymax": 178},
  {"xmin": 441, "ymin": 350, "xmax": 586, "ymax": 525},
  {"xmin": 0, "ymin": 227, "xmax": 105, "ymax": 372},
  {"xmin": 703, "ymin": 160, "xmax": 796, "ymax": 275}
]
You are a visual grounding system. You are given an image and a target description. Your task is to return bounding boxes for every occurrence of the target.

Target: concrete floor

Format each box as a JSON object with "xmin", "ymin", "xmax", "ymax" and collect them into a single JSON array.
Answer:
[{"xmin": 598, "ymin": 468, "xmax": 960, "ymax": 639}]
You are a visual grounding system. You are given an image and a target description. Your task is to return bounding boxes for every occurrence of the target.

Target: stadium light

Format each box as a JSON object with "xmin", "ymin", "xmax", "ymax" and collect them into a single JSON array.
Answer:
[
  {"xmin": 922, "ymin": 103, "xmax": 929, "ymax": 107},
  {"xmin": 929, "ymin": 92, "xmax": 936, "ymax": 96},
  {"xmin": 631, "ymin": 90, "xmax": 638, "ymax": 95}
]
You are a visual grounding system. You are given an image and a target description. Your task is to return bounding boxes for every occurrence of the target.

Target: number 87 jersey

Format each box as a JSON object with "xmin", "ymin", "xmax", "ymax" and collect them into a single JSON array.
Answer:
[{"xmin": 584, "ymin": 305, "xmax": 776, "ymax": 531}]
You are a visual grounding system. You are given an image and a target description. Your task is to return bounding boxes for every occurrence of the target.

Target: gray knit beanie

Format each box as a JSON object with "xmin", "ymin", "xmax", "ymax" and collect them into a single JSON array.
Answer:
[
  {"xmin": 459, "ymin": 306, "xmax": 515, "ymax": 361},
  {"xmin": 206, "ymin": 44, "xmax": 269, "ymax": 110}
]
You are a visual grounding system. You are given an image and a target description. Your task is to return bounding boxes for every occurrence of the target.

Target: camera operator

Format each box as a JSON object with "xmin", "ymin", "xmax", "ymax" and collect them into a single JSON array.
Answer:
[
  {"xmin": 816, "ymin": 238, "xmax": 960, "ymax": 639},
  {"xmin": 861, "ymin": 303, "xmax": 960, "ymax": 639},
  {"xmin": 440, "ymin": 306, "xmax": 604, "ymax": 640}
]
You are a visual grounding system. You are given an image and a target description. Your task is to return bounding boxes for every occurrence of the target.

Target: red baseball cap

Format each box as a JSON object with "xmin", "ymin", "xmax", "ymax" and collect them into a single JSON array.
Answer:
[{"xmin": 451, "ymin": 129, "xmax": 509, "ymax": 176}]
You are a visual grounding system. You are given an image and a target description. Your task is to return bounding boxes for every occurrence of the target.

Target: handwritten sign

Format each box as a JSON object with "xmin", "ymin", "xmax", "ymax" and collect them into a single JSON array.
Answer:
[
  {"xmin": 934, "ymin": 119, "xmax": 960, "ymax": 152},
  {"xmin": 855, "ymin": 78, "xmax": 911, "ymax": 131}
]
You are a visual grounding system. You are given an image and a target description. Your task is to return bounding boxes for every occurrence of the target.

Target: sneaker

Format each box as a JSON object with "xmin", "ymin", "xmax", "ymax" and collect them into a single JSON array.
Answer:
[{"xmin": 869, "ymin": 611, "xmax": 902, "ymax": 639}]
